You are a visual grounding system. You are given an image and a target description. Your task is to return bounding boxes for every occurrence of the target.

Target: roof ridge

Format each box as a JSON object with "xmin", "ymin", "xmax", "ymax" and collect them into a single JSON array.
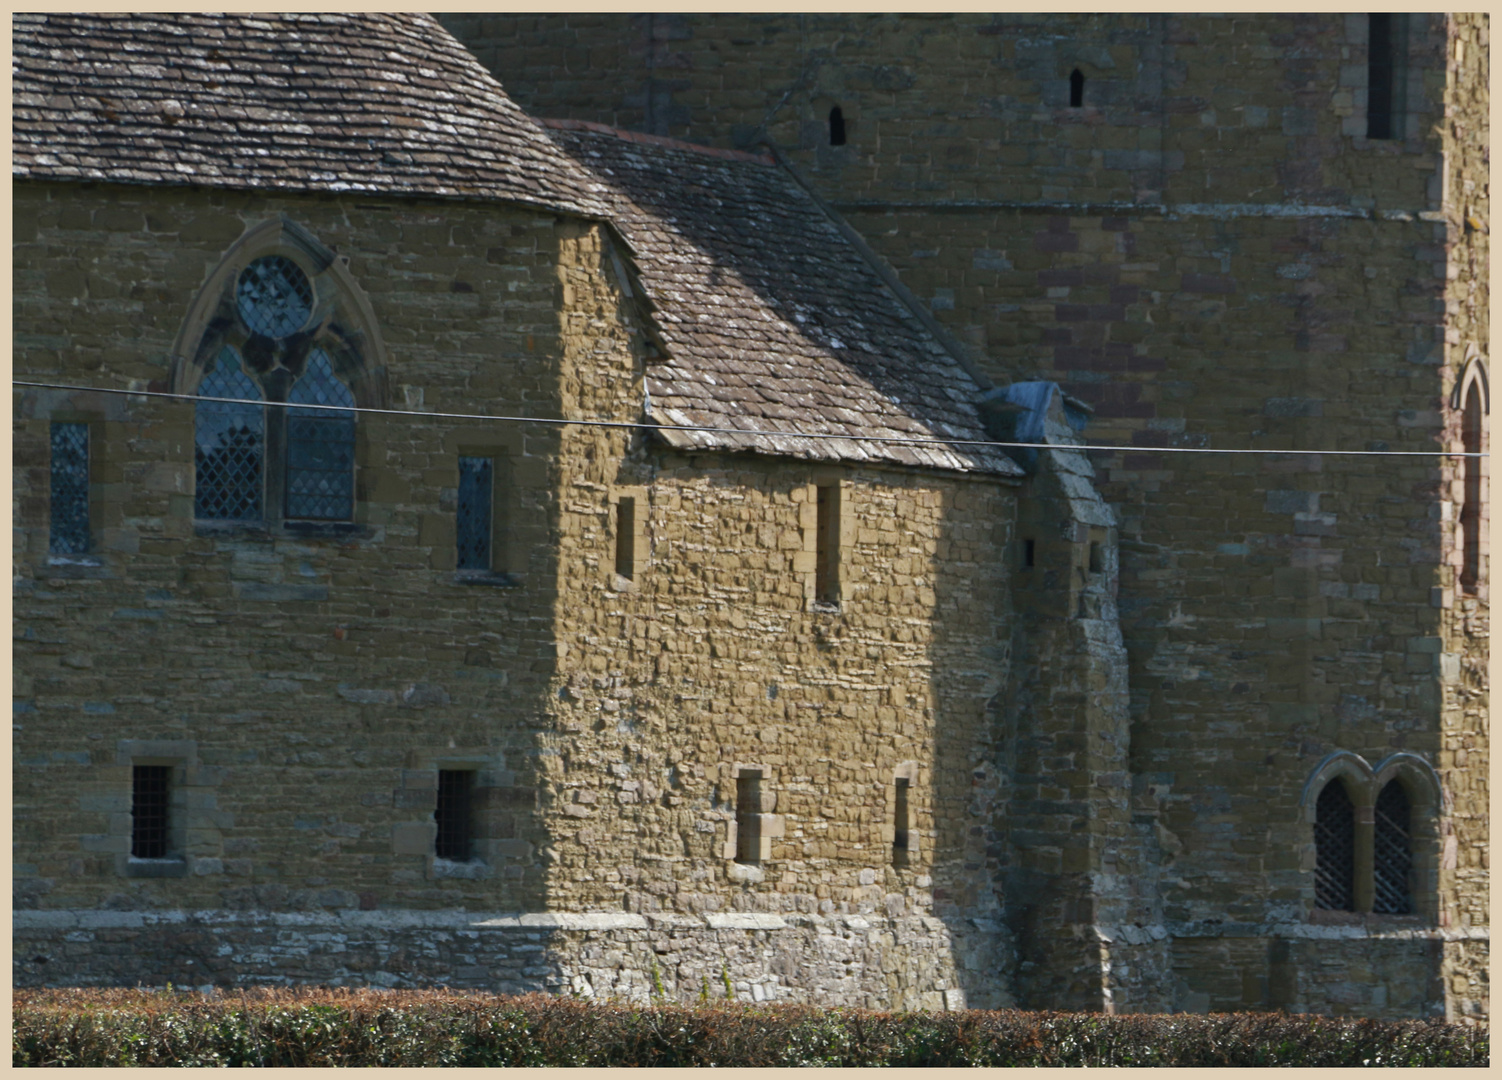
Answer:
[{"xmin": 540, "ymin": 118, "xmax": 774, "ymax": 166}]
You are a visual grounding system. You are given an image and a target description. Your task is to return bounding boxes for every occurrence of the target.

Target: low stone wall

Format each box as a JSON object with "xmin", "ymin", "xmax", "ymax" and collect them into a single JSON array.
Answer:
[{"xmin": 14, "ymin": 908, "xmax": 1012, "ymax": 1012}]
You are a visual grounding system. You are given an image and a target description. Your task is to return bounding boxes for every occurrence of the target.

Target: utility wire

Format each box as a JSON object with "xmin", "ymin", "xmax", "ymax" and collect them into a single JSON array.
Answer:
[{"xmin": 12, "ymin": 379, "xmax": 1487, "ymax": 458}]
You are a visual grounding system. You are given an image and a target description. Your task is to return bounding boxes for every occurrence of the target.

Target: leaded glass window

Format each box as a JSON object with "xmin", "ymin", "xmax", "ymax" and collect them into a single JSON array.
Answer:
[
  {"xmin": 1373, "ymin": 780, "xmax": 1414, "ymax": 914},
  {"xmin": 285, "ymin": 349, "xmax": 356, "ymax": 521},
  {"xmin": 457, "ymin": 456, "xmax": 494, "ymax": 570},
  {"xmin": 1314, "ymin": 779, "xmax": 1355, "ymax": 911},
  {"xmin": 237, "ymin": 255, "xmax": 312, "ymax": 338},
  {"xmin": 49, "ymin": 422, "xmax": 90, "ymax": 554},
  {"xmin": 195, "ymin": 348, "xmax": 264, "ymax": 521}
]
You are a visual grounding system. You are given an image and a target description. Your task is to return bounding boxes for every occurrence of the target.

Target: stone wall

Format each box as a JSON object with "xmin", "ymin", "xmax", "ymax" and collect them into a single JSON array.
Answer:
[
  {"xmin": 13, "ymin": 908, "xmax": 1004, "ymax": 1011},
  {"xmin": 438, "ymin": 11, "xmax": 1489, "ymax": 1020},
  {"xmin": 14, "ymin": 179, "xmax": 1027, "ymax": 1011}
]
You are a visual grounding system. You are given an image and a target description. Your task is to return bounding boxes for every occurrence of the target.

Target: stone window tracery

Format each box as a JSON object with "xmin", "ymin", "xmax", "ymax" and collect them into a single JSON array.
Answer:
[{"xmin": 175, "ymin": 217, "xmax": 387, "ymax": 532}]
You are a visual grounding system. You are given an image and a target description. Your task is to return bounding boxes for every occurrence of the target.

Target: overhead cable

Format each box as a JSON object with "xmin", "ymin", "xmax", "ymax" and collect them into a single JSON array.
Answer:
[{"xmin": 11, "ymin": 379, "xmax": 1487, "ymax": 458}]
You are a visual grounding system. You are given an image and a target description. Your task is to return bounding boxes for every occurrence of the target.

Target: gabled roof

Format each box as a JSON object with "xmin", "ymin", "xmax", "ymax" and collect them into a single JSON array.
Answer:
[
  {"xmin": 546, "ymin": 121, "xmax": 1022, "ymax": 477},
  {"xmin": 11, "ymin": 12, "xmax": 609, "ymax": 218}
]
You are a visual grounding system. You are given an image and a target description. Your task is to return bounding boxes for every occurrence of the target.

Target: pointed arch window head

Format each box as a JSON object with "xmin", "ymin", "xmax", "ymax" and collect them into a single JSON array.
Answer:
[
  {"xmin": 177, "ymin": 217, "xmax": 387, "ymax": 532},
  {"xmin": 1313, "ymin": 779, "xmax": 1355, "ymax": 911}
]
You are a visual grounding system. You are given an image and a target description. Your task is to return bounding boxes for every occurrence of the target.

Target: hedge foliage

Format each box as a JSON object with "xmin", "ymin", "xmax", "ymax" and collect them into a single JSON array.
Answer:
[{"xmin": 12, "ymin": 988, "xmax": 1488, "ymax": 1068}]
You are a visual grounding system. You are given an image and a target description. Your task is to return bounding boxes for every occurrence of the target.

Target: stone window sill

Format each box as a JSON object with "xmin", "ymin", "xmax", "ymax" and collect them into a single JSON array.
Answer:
[
  {"xmin": 429, "ymin": 857, "xmax": 492, "ymax": 880},
  {"xmin": 124, "ymin": 856, "xmax": 188, "ymax": 879},
  {"xmin": 195, "ymin": 520, "xmax": 372, "ymax": 540},
  {"xmin": 452, "ymin": 570, "xmax": 521, "ymax": 588}
]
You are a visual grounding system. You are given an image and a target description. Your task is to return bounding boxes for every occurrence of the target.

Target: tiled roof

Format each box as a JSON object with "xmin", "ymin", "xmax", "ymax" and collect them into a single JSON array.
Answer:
[
  {"xmin": 545, "ymin": 121, "xmax": 1021, "ymax": 476},
  {"xmin": 11, "ymin": 12, "xmax": 609, "ymax": 217}
]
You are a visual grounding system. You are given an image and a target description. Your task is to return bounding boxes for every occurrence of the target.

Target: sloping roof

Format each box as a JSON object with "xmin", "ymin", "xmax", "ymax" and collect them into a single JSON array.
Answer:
[
  {"xmin": 545, "ymin": 121, "xmax": 1021, "ymax": 476},
  {"xmin": 11, "ymin": 12, "xmax": 609, "ymax": 218}
]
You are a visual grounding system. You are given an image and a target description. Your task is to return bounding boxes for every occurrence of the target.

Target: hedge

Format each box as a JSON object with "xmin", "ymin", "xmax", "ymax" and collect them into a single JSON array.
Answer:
[{"xmin": 12, "ymin": 988, "xmax": 1488, "ymax": 1067}]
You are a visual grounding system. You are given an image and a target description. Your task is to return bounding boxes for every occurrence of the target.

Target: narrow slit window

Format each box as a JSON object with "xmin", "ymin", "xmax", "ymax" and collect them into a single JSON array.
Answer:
[
  {"xmin": 735, "ymin": 772, "xmax": 762, "ymax": 864},
  {"xmin": 1372, "ymin": 780, "xmax": 1413, "ymax": 914},
  {"xmin": 1367, "ymin": 13, "xmax": 1407, "ymax": 140},
  {"xmin": 1069, "ymin": 69, "xmax": 1085, "ymax": 108},
  {"xmin": 829, "ymin": 105, "xmax": 846, "ymax": 146},
  {"xmin": 457, "ymin": 456, "xmax": 494, "ymax": 571},
  {"xmin": 893, "ymin": 777, "xmax": 911, "ymax": 865},
  {"xmin": 1460, "ymin": 387, "xmax": 1484, "ymax": 592},
  {"xmin": 1023, "ymin": 538, "xmax": 1036, "ymax": 569},
  {"xmin": 815, "ymin": 484, "xmax": 841, "ymax": 604},
  {"xmin": 1313, "ymin": 779, "xmax": 1356, "ymax": 911},
  {"xmin": 434, "ymin": 770, "xmax": 475, "ymax": 861},
  {"xmin": 615, "ymin": 496, "xmax": 636, "ymax": 580},
  {"xmin": 49, "ymin": 422, "xmax": 90, "ymax": 554},
  {"xmin": 131, "ymin": 765, "xmax": 172, "ymax": 859}
]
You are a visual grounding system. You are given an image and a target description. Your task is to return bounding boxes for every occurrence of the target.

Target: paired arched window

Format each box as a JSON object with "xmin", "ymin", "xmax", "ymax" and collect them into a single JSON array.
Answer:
[
  {"xmin": 1305, "ymin": 752, "xmax": 1439, "ymax": 918},
  {"xmin": 177, "ymin": 220, "xmax": 384, "ymax": 528}
]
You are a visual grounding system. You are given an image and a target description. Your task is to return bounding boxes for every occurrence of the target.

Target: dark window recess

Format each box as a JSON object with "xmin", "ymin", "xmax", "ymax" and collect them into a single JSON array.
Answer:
[
  {"xmin": 615, "ymin": 497, "xmax": 636, "ymax": 579},
  {"xmin": 457, "ymin": 456, "xmax": 494, "ymax": 571},
  {"xmin": 49, "ymin": 422, "xmax": 90, "ymax": 554},
  {"xmin": 434, "ymin": 770, "xmax": 475, "ymax": 861},
  {"xmin": 285, "ymin": 349, "xmax": 356, "ymax": 521},
  {"xmin": 829, "ymin": 105, "xmax": 846, "ymax": 146},
  {"xmin": 735, "ymin": 772, "xmax": 762, "ymax": 864},
  {"xmin": 815, "ymin": 484, "xmax": 840, "ymax": 603},
  {"xmin": 1314, "ymin": 780, "xmax": 1356, "ymax": 911},
  {"xmin": 1069, "ymin": 69, "xmax": 1085, "ymax": 108},
  {"xmin": 195, "ymin": 348, "xmax": 265, "ymax": 521},
  {"xmin": 1460, "ymin": 389, "xmax": 1483, "ymax": 592},
  {"xmin": 893, "ymin": 777, "xmax": 910, "ymax": 865},
  {"xmin": 131, "ymin": 765, "xmax": 171, "ymax": 859},
  {"xmin": 1089, "ymin": 540, "xmax": 1104, "ymax": 574},
  {"xmin": 1372, "ymin": 780, "xmax": 1414, "ymax": 914},
  {"xmin": 1023, "ymin": 538, "xmax": 1036, "ymax": 569},
  {"xmin": 1367, "ymin": 13, "xmax": 1407, "ymax": 140}
]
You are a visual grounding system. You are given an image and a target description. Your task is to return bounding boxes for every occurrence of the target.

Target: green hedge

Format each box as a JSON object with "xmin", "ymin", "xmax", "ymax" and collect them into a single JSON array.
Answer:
[{"xmin": 12, "ymin": 988, "xmax": 1488, "ymax": 1067}]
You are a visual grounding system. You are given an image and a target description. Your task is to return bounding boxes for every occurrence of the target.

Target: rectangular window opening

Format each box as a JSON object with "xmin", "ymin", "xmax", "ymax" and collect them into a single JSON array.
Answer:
[
  {"xmin": 435, "ymin": 770, "xmax": 475, "ymax": 861},
  {"xmin": 735, "ymin": 772, "xmax": 762, "ymax": 865},
  {"xmin": 1023, "ymin": 538, "xmax": 1036, "ymax": 569},
  {"xmin": 1089, "ymin": 540, "xmax": 1104, "ymax": 575},
  {"xmin": 893, "ymin": 777, "xmax": 911, "ymax": 866},
  {"xmin": 815, "ymin": 484, "xmax": 840, "ymax": 603},
  {"xmin": 1367, "ymin": 13, "xmax": 1408, "ymax": 140},
  {"xmin": 131, "ymin": 765, "xmax": 172, "ymax": 859},
  {"xmin": 50, "ymin": 422, "xmax": 90, "ymax": 555},
  {"xmin": 456, "ymin": 456, "xmax": 494, "ymax": 571},
  {"xmin": 615, "ymin": 496, "xmax": 636, "ymax": 580}
]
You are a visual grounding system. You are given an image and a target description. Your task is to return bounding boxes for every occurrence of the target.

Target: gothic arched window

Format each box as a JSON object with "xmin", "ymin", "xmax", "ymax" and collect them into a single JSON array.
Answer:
[
  {"xmin": 1313, "ymin": 779, "xmax": 1355, "ymax": 911},
  {"xmin": 177, "ymin": 218, "xmax": 385, "ymax": 531},
  {"xmin": 1372, "ymin": 780, "xmax": 1413, "ymax": 914}
]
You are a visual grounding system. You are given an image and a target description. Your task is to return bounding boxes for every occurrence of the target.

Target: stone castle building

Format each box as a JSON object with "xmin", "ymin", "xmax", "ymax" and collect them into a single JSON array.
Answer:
[{"xmin": 12, "ymin": 13, "xmax": 1488, "ymax": 1019}]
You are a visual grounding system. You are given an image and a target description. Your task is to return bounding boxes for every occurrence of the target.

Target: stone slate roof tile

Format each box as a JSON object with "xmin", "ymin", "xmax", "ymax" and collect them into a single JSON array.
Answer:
[
  {"xmin": 11, "ymin": 12, "xmax": 609, "ymax": 218},
  {"xmin": 547, "ymin": 121, "xmax": 1020, "ymax": 477}
]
